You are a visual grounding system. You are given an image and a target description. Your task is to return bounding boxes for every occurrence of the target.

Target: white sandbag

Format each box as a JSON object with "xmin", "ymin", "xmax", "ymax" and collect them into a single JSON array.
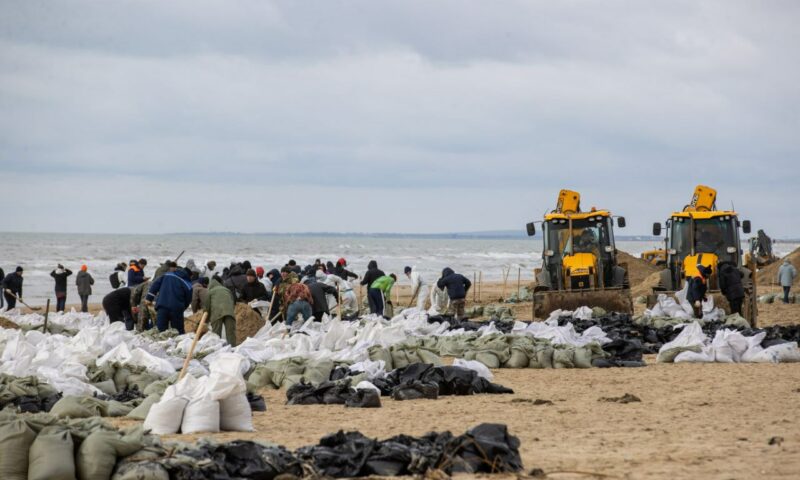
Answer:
[
  {"xmin": 657, "ymin": 322, "xmax": 707, "ymax": 363},
  {"xmin": 709, "ymin": 329, "xmax": 748, "ymax": 363},
  {"xmin": 355, "ymin": 380, "xmax": 382, "ymax": 393},
  {"xmin": 745, "ymin": 342, "xmax": 800, "ymax": 363},
  {"xmin": 452, "ymin": 358, "xmax": 493, "ymax": 380},
  {"xmin": 181, "ymin": 398, "xmax": 220, "ymax": 434},
  {"xmin": 208, "ymin": 352, "xmax": 249, "ymax": 377},
  {"xmin": 143, "ymin": 397, "xmax": 188, "ymax": 434},
  {"xmin": 674, "ymin": 348, "xmax": 715, "ymax": 363},
  {"xmin": 219, "ymin": 393, "xmax": 254, "ymax": 432}
]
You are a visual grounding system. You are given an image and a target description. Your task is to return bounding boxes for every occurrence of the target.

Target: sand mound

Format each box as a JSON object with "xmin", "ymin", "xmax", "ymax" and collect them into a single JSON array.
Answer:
[
  {"xmin": 0, "ymin": 316, "xmax": 20, "ymax": 330},
  {"xmin": 184, "ymin": 311, "xmax": 209, "ymax": 337},
  {"xmin": 235, "ymin": 303, "xmax": 265, "ymax": 345},
  {"xmin": 757, "ymin": 246, "xmax": 800, "ymax": 286},
  {"xmin": 618, "ymin": 250, "xmax": 660, "ymax": 288},
  {"xmin": 631, "ymin": 271, "xmax": 662, "ymax": 298}
]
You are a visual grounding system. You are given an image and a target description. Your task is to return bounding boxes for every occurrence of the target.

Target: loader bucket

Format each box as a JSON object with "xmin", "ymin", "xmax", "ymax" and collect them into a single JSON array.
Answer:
[{"xmin": 533, "ymin": 287, "xmax": 633, "ymax": 319}]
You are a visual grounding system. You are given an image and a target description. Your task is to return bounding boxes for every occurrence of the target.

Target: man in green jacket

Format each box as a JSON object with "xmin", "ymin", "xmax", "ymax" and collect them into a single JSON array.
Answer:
[
  {"xmin": 206, "ymin": 278, "xmax": 237, "ymax": 346},
  {"xmin": 369, "ymin": 274, "xmax": 397, "ymax": 318}
]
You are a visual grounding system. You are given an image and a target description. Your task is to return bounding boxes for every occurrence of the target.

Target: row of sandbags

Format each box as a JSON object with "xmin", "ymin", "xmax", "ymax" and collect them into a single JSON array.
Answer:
[
  {"xmin": 143, "ymin": 353, "xmax": 254, "ymax": 434},
  {"xmin": 114, "ymin": 422, "xmax": 523, "ymax": 478},
  {"xmin": 0, "ymin": 411, "xmax": 147, "ymax": 480},
  {"xmin": 0, "ymin": 374, "xmax": 62, "ymax": 414},
  {"xmin": 657, "ymin": 322, "xmax": 800, "ymax": 363}
]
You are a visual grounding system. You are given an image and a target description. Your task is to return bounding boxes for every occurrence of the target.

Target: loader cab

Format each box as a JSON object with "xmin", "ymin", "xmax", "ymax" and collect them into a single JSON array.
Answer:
[
  {"xmin": 654, "ymin": 212, "xmax": 749, "ymax": 289},
  {"xmin": 541, "ymin": 211, "xmax": 619, "ymax": 290}
]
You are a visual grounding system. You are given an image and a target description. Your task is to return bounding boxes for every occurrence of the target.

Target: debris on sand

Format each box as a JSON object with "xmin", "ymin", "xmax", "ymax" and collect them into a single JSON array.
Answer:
[
  {"xmin": 768, "ymin": 436, "xmax": 784, "ymax": 446},
  {"xmin": 599, "ymin": 393, "xmax": 641, "ymax": 404},
  {"xmin": 0, "ymin": 316, "xmax": 20, "ymax": 329},
  {"xmin": 510, "ymin": 398, "xmax": 553, "ymax": 406}
]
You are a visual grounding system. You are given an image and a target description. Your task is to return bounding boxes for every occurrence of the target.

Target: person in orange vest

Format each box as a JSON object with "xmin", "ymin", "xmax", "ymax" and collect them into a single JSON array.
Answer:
[{"xmin": 686, "ymin": 265, "xmax": 712, "ymax": 318}]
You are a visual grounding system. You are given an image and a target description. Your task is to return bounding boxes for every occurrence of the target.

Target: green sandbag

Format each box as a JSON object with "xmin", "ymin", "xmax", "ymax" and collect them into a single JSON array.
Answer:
[
  {"xmin": 51, "ymin": 396, "xmax": 110, "ymax": 418},
  {"xmin": 77, "ymin": 428, "xmax": 144, "ymax": 480},
  {"xmin": 107, "ymin": 400, "xmax": 136, "ymax": 417},
  {"xmin": 112, "ymin": 461, "xmax": 169, "ymax": 480},
  {"xmin": 126, "ymin": 372, "xmax": 162, "ymax": 392},
  {"xmin": 127, "ymin": 394, "xmax": 162, "ymax": 420},
  {"xmin": 503, "ymin": 347, "xmax": 530, "ymax": 368},
  {"xmin": 404, "ymin": 348, "xmax": 423, "ymax": 365},
  {"xmin": 28, "ymin": 426, "xmax": 76, "ymax": 480},
  {"xmin": 368, "ymin": 345, "xmax": 393, "ymax": 370},
  {"xmin": 143, "ymin": 379, "xmax": 172, "ymax": 397},
  {"xmin": 113, "ymin": 365, "xmax": 137, "ymax": 391},
  {"xmin": 536, "ymin": 346, "xmax": 554, "ymax": 369},
  {"xmin": 553, "ymin": 347, "xmax": 575, "ymax": 369},
  {"xmin": 4, "ymin": 375, "xmax": 41, "ymax": 397},
  {"xmin": 657, "ymin": 345, "xmax": 702, "ymax": 363},
  {"xmin": 475, "ymin": 351, "xmax": 501, "ymax": 369},
  {"xmin": 573, "ymin": 346, "xmax": 593, "ymax": 369},
  {"xmin": 0, "ymin": 419, "xmax": 36, "ymax": 480},
  {"xmin": 390, "ymin": 349, "xmax": 410, "ymax": 369},
  {"xmin": 417, "ymin": 348, "xmax": 442, "ymax": 366},
  {"xmin": 92, "ymin": 379, "xmax": 118, "ymax": 396},
  {"xmin": 246, "ymin": 364, "xmax": 275, "ymax": 389},
  {"xmin": 303, "ymin": 359, "xmax": 334, "ymax": 385},
  {"xmin": 279, "ymin": 358, "xmax": 308, "ymax": 389}
]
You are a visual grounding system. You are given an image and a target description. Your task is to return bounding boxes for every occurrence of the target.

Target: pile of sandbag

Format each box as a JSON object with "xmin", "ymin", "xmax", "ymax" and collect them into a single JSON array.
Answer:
[
  {"xmin": 144, "ymin": 353, "xmax": 254, "ymax": 434},
  {"xmin": 657, "ymin": 322, "xmax": 800, "ymax": 363},
  {"xmin": 0, "ymin": 374, "xmax": 61, "ymax": 414},
  {"xmin": 247, "ymin": 357, "xmax": 336, "ymax": 390},
  {"xmin": 370, "ymin": 363, "xmax": 513, "ymax": 400},
  {"xmin": 0, "ymin": 411, "xmax": 146, "ymax": 480}
]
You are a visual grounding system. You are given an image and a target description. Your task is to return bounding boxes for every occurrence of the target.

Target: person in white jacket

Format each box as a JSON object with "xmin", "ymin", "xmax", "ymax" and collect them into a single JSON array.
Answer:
[
  {"xmin": 404, "ymin": 266, "xmax": 430, "ymax": 312},
  {"xmin": 317, "ymin": 269, "xmax": 358, "ymax": 316}
]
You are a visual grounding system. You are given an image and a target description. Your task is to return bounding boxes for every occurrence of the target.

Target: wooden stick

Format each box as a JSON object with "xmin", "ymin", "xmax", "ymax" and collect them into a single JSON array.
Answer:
[
  {"xmin": 179, "ymin": 312, "xmax": 208, "ymax": 380},
  {"xmin": 478, "ymin": 272, "xmax": 483, "ymax": 302},
  {"xmin": 517, "ymin": 267, "xmax": 521, "ymax": 297},
  {"xmin": 501, "ymin": 267, "xmax": 510, "ymax": 300},
  {"xmin": 43, "ymin": 299, "xmax": 50, "ymax": 333},
  {"xmin": 473, "ymin": 272, "xmax": 477, "ymax": 302},
  {"xmin": 337, "ymin": 286, "xmax": 343, "ymax": 319},
  {"xmin": 357, "ymin": 285, "xmax": 363, "ymax": 316}
]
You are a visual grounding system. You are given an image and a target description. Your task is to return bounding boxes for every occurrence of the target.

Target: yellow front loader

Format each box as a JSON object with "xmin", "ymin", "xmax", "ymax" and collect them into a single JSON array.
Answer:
[
  {"xmin": 648, "ymin": 185, "xmax": 758, "ymax": 325},
  {"xmin": 526, "ymin": 190, "xmax": 633, "ymax": 319}
]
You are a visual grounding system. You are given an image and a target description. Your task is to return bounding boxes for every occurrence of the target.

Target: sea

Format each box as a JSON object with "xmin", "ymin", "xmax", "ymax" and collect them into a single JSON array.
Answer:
[{"xmin": 1, "ymin": 233, "xmax": 797, "ymax": 307}]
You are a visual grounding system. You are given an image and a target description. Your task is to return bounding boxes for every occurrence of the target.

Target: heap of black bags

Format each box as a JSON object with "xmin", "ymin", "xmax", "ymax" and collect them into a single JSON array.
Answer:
[
  {"xmin": 428, "ymin": 315, "xmax": 517, "ymax": 334},
  {"xmin": 286, "ymin": 378, "xmax": 382, "ymax": 408},
  {"xmin": 115, "ymin": 423, "xmax": 523, "ymax": 479}
]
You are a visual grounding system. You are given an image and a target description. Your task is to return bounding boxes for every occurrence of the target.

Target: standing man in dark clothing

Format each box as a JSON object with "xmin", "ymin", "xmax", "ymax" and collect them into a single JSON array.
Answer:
[
  {"xmin": 0, "ymin": 267, "xmax": 4, "ymax": 309},
  {"xmin": 50, "ymin": 264, "xmax": 73, "ymax": 312},
  {"xmin": 2, "ymin": 267, "xmax": 23, "ymax": 310},
  {"xmin": 718, "ymin": 262, "xmax": 745, "ymax": 315},
  {"xmin": 303, "ymin": 276, "xmax": 338, "ymax": 321},
  {"xmin": 361, "ymin": 260, "xmax": 385, "ymax": 314},
  {"xmin": 240, "ymin": 269, "xmax": 270, "ymax": 302},
  {"xmin": 224, "ymin": 263, "xmax": 248, "ymax": 299},
  {"xmin": 334, "ymin": 258, "xmax": 358, "ymax": 281},
  {"xmin": 687, "ymin": 265, "xmax": 712, "ymax": 318},
  {"xmin": 146, "ymin": 267, "xmax": 193, "ymax": 334},
  {"xmin": 265, "ymin": 268, "xmax": 282, "ymax": 320},
  {"xmin": 75, "ymin": 265, "xmax": 95, "ymax": 313},
  {"xmin": 436, "ymin": 268, "xmax": 472, "ymax": 320},
  {"xmin": 103, "ymin": 287, "xmax": 133, "ymax": 328},
  {"xmin": 287, "ymin": 260, "xmax": 302, "ymax": 275}
]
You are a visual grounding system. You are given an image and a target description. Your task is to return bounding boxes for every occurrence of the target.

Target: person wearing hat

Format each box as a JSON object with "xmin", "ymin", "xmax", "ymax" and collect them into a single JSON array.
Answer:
[
  {"xmin": 778, "ymin": 258, "xmax": 797, "ymax": 303},
  {"xmin": 75, "ymin": 265, "xmax": 95, "ymax": 313},
  {"xmin": 2, "ymin": 266, "xmax": 23, "ymax": 310},
  {"xmin": 206, "ymin": 276, "xmax": 237, "ymax": 345},
  {"xmin": 191, "ymin": 276, "xmax": 209, "ymax": 313},
  {"xmin": 240, "ymin": 268, "xmax": 270, "ymax": 303},
  {"xmin": 687, "ymin": 264, "xmax": 713, "ymax": 318},
  {"xmin": 404, "ymin": 266, "xmax": 430, "ymax": 312},
  {"xmin": 334, "ymin": 258, "xmax": 358, "ymax": 281},
  {"xmin": 50, "ymin": 264, "xmax": 73, "ymax": 312}
]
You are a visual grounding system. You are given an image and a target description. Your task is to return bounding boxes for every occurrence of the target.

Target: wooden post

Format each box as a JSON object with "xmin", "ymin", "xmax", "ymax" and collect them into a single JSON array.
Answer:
[
  {"xmin": 179, "ymin": 312, "xmax": 208, "ymax": 380},
  {"xmin": 337, "ymin": 287, "xmax": 343, "ymax": 320},
  {"xmin": 517, "ymin": 267, "xmax": 521, "ymax": 298},
  {"xmin": 357, "ymin": 285, "xmax": 363, "ymax": 316},
  {"xmin": 501, "ymin": 267, "xmax": 510, "ymax": 300},
  {"xmin": 473, "ymin": 272, "xmax": 477, "ymax": 302},
  {"xmin": 43, "ymin": 299, "xmax": 50, "ymax": 333},
  {"xmin": 478, "ymin": 272, "xmax": 483, "ymax": 302}
]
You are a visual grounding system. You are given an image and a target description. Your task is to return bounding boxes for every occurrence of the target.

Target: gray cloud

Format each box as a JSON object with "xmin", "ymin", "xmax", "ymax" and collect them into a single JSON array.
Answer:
[{"xmin": 0, "ymin": 1, "xmax": 798, "ymax": 235}]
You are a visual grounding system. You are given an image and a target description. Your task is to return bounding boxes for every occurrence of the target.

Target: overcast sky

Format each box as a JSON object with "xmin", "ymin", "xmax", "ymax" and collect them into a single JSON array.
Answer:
[{"xmin": 1, "ymin": 1, "xmax": 798, "ymax": 236}]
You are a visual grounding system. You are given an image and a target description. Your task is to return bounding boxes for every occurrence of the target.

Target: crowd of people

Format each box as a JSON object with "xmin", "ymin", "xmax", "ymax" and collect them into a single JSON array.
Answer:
[{"xmin": 1, "ymin": 256, "xmax": 472, "ymax": 347}]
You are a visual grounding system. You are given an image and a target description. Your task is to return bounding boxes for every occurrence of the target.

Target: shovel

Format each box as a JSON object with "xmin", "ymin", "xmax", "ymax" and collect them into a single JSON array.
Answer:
[
  {"xmin": 179, "ymin": 311, "xmax": 208, "ymax": 380},
  {"xmin": 4, "ymin": 289, "xmax": 41, "ymax": 311}
]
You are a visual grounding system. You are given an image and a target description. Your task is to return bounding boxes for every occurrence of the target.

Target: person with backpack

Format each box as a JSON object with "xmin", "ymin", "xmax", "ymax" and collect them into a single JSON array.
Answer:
[
  {"xmin": 145, "ymin": 267, "xmax": 193, "ymax": 334},
  {"xmin": 75, "ymin": 265, "xmax": 95, "ymax": 313},
  {"xmin": 50, "ymin": 264, "xmax": 73, "ymax": 312},
  {"xmin": 110, "ymin": 262, "xmax": 127, "ymax": 289}
]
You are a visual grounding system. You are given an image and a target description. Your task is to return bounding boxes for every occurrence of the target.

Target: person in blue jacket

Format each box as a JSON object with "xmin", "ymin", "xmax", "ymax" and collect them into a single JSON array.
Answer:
[
  {"xmin": 145, "ymin": 264, "xmax": 193, "ymax": 333},
  {"xmin": 436, "ymin": 267, "xmax": 472, "ymax": 320}
]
